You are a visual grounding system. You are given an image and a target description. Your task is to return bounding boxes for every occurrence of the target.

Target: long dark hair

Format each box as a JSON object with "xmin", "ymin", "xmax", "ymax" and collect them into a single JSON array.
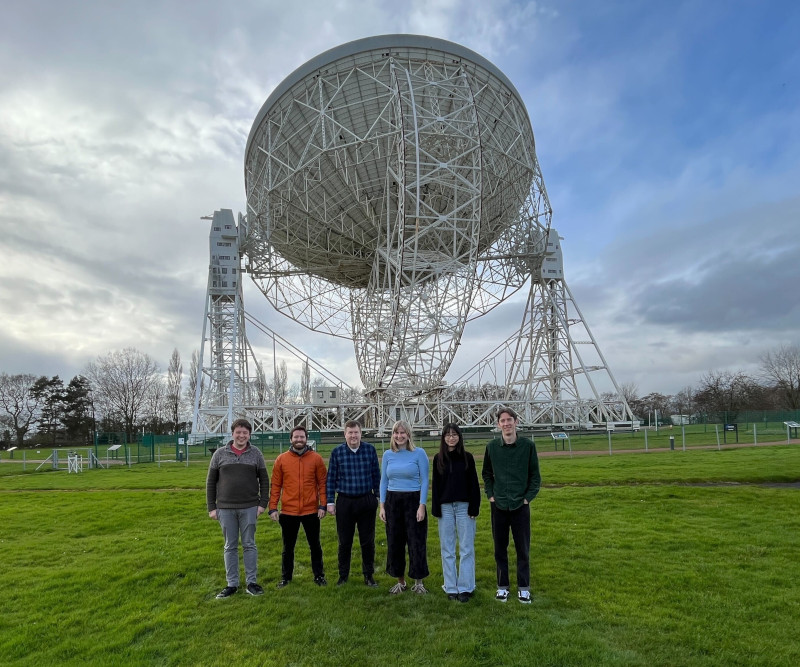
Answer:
[{"xmin": 437, "ymin": 423, "xmax": 464, "ymax": 474}]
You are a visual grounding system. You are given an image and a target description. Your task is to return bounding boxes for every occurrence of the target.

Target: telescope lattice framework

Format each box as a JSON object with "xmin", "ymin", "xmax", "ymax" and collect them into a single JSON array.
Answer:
[
  {"xmin": 191, "ymin": 35, "xmax": 634, "ymax": 436},
  {"xmin": 244, "ymin": 35, "xmax": 551, "ymax": 400}
]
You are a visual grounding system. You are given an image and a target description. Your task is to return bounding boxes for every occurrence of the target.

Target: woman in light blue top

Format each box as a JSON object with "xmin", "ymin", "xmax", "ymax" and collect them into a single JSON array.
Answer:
[{"xmin": 379, "ymin": 420, "xmax": 430, "ymax": 594}]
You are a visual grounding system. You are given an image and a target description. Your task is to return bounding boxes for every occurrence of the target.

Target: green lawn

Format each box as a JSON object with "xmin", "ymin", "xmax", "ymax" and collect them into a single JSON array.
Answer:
[{"xmin": 1, "ymin": 446, "xmax": 798, "ymax": 666}]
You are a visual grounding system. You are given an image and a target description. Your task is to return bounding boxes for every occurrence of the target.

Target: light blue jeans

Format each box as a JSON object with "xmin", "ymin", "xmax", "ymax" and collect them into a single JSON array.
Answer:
[
  {"xmin": 218, "ymin": 506, "xmax": 259, "ymax": 586},
  {"xmin": 438, "ymin": 501, "xmax": 476, "ymax": 594}
]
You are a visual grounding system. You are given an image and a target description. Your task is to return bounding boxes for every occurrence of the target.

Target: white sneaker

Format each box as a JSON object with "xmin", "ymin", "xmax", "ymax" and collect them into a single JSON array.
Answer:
[
  {"xmin": 411, "ymin": 582, "xmax": 428, "ymax": 595},
  {"xmin": 495, "ymin": 588, "xmax": 509, "ymax": 602},
  {"xmin": 518, "ymin": 590, "xmax": 532, "ymax": 604}
]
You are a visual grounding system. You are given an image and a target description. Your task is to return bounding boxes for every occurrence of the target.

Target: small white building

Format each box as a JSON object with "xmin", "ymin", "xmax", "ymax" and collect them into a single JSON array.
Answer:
[{"xmin": 312, "ymin": 386, "xmax": 340, "ymax": 406}]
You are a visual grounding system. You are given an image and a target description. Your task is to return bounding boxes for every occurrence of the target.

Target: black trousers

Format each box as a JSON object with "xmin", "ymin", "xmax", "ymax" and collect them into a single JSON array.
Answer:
[
  {"xmin": 278, "ymin": 513, "xmax": 324, "ymax": 580},
  {"xmin": 490, "ymin": 502, "xmax": 531, "ymax": 589},
  {"xmin": 335, "ymin": 494, "xmax": 378, "ymax": 578},
  {"xmin": 384, "ymin": 490, "xmax": 429, "ymax": 580}
]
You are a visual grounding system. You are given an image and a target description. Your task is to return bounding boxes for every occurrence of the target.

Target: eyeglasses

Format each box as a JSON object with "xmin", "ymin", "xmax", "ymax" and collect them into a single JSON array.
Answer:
[{"xmin": 444, "ymin": 432, "xmax": 459, "ymax": 438}]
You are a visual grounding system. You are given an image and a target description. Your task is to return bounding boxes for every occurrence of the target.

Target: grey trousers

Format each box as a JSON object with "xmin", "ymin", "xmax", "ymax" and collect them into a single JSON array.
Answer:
[{"xmin": 217, "ymin": 506, "xmax": 259, "ymax": 586}]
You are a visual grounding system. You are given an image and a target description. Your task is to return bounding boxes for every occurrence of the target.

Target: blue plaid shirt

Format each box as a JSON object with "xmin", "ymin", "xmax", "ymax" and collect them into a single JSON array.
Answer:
[{"xmin": 326, "ymin": 441, "xmax": 381, "ymax": 501}]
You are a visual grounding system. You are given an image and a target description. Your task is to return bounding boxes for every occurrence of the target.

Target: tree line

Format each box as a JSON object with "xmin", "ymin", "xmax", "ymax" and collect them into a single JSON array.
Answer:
[
  {"xmin": 2, "ymin": 344, "xmax": 798, "ymax": 448},
  {"xmin": 0, "ymin": 348, "xmax": 192, "ymax": 448},
  {"xmin": 617, "ymin": 344, "xmax": 800, "ymax": 424}
]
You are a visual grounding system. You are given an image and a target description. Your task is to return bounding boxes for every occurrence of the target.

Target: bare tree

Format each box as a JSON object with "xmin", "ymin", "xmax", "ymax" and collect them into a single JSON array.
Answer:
[
  {"xmin": 300, "ymin": 359, "xmax": 311, "ymax": 404},
  {"xmin": 253, "ymin": 360, "xmax": 271, "ymax": 404},
  {"xmin": 637, "ymin": 392, "xmax": 673, "ymax": 426},
  {"xmin": 166, "ymin": 348, "xmax": 184, "ymax": 432},
  {"xmin": 760, "ymin": 344, "xmax": 800, "ymax": 409},
  {"xmin": 185, "ymin": 349, "xmax": 202, "ymax": 412},
  {"xmin": 143, "ymin": 374, "xmax": 170, "ymax": 434},
  {"xmin": 86, "ymin": 348, "xmax": 160, "ymax": 441},
  {"xmin": 618, "ymin": 382, "xmax": 639, "ymax": 406},
  {"xmin": 339, "ymin": 384, "xmax": 366, "ymax": 404},
  {"xmin": 0, "ymin": 373, "xmax": 47, "ymax": 447},
  {"xmin": 670, "ymin": 386, "xmax": 696, "ymax": 421},
  {"xmin": 693, "ymin": 370, "xmax": 764, "ymax": 417},
  {"xmin": 273, "ymin": 360, "xmax": 288, "ymax": 405}
]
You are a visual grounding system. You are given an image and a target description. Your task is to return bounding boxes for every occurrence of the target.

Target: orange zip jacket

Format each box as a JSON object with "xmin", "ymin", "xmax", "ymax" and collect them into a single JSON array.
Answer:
[{"xmin": 269, "ymin": 447, "xmax": 327, "ymax": 516}]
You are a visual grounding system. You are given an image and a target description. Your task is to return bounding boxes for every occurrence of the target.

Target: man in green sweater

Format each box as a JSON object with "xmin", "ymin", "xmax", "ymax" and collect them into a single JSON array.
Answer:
[
  {"xmin": 207, "ymin": 418, "xmax": 269, "ymax": 598},
  {"xmin": 481, "ymin": 407, "xmax": 541, "ymax": 604}
]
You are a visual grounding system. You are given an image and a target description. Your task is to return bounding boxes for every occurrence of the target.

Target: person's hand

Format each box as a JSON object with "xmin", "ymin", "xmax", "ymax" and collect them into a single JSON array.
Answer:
[
  {"xmin": 379, "ymin": 505, "xmax": 386, "ymax": 523},
  {"xmin": 416, "ymin": 504, "xmax": 426, "ymax": 522},
  {"xmin": 327, "ymin": 503, "xmax": 336, "ymax": 516},
  {"xmin": 257, "ymin": 506, "xmax": 266, "ymax": 516},
  {"xmin": 209, "ymin": 510, "xmax": 217, "ymax": 520},
  {"xmin": 317, "ymin": 508, "xmax": 326, "ymax": 519},
  {"xmin": 523, "ymin": 499, "xmax": 529, "ymax": 505},
  {"xmin": 488, "ymin": 496, "xmax": 495, "ymax": 503},
  {"xmin": 269, "ymin": 511, "xmax": 279, "ymax": 522}
]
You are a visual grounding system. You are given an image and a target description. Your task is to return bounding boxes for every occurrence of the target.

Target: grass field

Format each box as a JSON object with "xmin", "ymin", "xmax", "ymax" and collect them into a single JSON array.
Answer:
[{"xmin": 1, "ymin": 446, "xmax": 798, "ymax": 666}]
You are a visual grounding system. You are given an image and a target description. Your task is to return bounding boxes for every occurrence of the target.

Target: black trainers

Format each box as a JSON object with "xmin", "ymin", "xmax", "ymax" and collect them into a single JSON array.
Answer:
[
  {"xmin": 246, "ymin": 583, "xmax": 264, "ymax": 596},
  {"xmin": 458, "ymin": 591, "xmax": 473, "ymax": 603},
  {"xmin": 336, "ymin": 576, "xmax": 348, "ymax": 586},
  {"xmin": 364, "ymin": 575, "xmax": 378, "ymax": 587},
  {"xmin": 276, "ymin": 579, "xmax": 290, "ymax": 589},
  {"xmin": 215, "ymin": 586, "xmax": 238, "ymax": 598},
  {"xmin": 314, "ymin": 575, "xmax": 328, "ymax": 586},
  {"xmin": 447, "ymin": 593, "xmax": 459, "ymax": 601}
]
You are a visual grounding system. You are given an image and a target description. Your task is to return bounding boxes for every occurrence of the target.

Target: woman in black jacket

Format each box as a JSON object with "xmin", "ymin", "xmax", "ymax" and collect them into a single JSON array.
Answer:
[{"xmin": 431, "ymin": 423, "xmax": 481, "ymax": 602}]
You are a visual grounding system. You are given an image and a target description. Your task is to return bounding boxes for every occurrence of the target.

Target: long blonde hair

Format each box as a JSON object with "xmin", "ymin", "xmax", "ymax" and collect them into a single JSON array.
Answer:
[{"xmin": 390, "ymin": 420, "xmax": 416, "ymax": 452}]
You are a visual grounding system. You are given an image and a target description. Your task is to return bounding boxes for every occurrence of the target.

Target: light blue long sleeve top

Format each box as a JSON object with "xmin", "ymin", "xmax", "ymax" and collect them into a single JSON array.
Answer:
[{"xmin": 379, "ymin": 447, "xmax": 429, "ymax": 505}]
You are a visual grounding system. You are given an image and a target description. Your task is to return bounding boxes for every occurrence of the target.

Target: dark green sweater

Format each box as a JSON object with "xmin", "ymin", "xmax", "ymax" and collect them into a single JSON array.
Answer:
[{"xmin": 481, "ymin": 436, "xmax": 541, "ymax": 511}]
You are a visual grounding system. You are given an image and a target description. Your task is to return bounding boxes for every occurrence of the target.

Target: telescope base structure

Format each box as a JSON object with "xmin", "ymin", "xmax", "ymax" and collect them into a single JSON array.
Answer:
[
  {"xmin": 191, "ymin": 272, "xmax": 633, "ymax": 436},
  {"xmin": 196, "ymin": 397, "xmax": 630, "ymax": 437}
]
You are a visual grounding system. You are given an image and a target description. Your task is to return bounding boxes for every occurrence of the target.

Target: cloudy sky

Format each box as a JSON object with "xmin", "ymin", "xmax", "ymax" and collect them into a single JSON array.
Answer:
[{"xmin": 1, "ymin": 0, "xmax": 798, "ymax": 398}]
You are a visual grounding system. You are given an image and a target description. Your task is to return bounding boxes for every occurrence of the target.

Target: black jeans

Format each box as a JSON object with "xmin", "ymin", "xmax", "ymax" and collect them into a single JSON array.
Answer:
[
  {"xmin": 335, "ymin": 494, "xmax": 378, "ymax": 578},
  {"xmin": 490, "ymin": 502, "xmax": 531, "ymax": 589},
  {"xmin": 279, "ymin": 513, "xmax": 324, "ymax": 580},
  {"xmin": 384, "ymin": 490, "xmax": 429, "ymax": 580}
]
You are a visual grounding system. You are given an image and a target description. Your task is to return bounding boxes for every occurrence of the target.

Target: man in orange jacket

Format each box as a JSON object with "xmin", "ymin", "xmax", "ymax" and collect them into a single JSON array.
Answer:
[{"xmin": 269, "ymin": 425, "xmax": 328, "ymax": 587}]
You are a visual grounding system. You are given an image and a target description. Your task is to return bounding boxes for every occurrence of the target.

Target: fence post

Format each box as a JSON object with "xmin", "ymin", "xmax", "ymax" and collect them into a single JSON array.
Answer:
[
  {"xmin": 753, "ymin": 424, "xmax": 758, "ymax": 446},
  {"xmin": 644, "ymin": 428, "xmax": 648, "ymax": 452}
]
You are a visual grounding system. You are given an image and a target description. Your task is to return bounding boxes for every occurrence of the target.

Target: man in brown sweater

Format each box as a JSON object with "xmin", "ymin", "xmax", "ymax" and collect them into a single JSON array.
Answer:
[{"xmin": 206, "ymin": 418, "xmax": 269, "ymax": 598}]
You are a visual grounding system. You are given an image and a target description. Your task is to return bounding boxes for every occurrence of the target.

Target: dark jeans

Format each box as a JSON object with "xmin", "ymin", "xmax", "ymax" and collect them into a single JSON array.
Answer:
[
  {"xmin": 384, "ymin": 490, "xmax": 429, "ymax": 580},
  {"xmin": 335, "ymin": 494, "xmax": 378, "ymax": 578},
  {"xmin": 279, "ymin": 513, "xmax": 324, "ymax": 580},
  {"xmin": 490, "ymin": 502, "xmax": 531, "ymax": 590}
]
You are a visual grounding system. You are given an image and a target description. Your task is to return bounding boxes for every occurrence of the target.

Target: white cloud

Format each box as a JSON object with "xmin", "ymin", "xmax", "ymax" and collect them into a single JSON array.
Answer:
[{"xmin": 0, "ymin": 0, "xmax": 798, "ymax": 404}]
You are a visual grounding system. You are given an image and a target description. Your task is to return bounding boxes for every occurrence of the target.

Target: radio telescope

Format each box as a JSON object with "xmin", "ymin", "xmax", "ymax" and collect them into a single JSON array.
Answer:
[{"xmin": 244, "ymin": 34, "xmax": 551, "ymax": 402}]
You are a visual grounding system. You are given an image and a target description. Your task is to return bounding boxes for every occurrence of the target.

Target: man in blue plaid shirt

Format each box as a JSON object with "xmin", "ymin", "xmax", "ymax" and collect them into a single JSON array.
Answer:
[{"xmin": 326, "ymin": 420, "xmax": 381, "ymax": 587}]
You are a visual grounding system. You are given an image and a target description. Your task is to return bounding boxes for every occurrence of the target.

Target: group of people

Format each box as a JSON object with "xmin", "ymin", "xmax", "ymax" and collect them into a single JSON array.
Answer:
[{"xmin": 205, "ymin": 407, "xmax": 541, "ymax": 604}]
